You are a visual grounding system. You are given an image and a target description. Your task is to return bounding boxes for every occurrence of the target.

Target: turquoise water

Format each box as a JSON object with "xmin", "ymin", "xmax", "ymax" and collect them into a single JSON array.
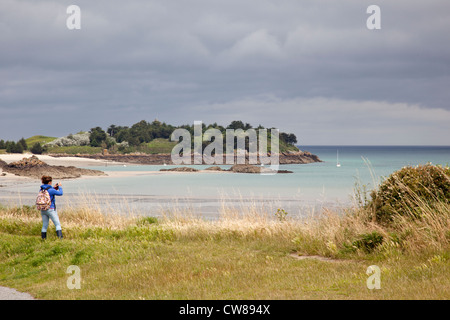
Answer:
[{"xmin": 2, "ymin": 146, "xmax": 449, "ymax": 218}]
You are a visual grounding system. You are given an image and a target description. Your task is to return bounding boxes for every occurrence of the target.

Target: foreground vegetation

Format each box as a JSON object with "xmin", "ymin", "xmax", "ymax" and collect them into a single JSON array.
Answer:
[
  {"xmin": 0, "ymin": 202, "xmax": 448, "ymax": 299},
  {"xmin": 0, "ymin": 164, "xmax": 448, "ymax": 299}
]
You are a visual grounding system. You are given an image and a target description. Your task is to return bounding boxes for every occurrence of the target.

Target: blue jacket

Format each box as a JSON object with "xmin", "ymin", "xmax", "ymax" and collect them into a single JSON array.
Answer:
[{"xmin": 40, "ymin": 184, "xmax": 63, "ymax": 209}]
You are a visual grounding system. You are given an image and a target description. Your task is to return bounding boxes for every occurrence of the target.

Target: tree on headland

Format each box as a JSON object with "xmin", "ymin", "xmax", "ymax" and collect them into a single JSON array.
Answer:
[
  {"xmin": 89, "ymin": 127, "xmax": 107, "ymax": 147},
  {"xmin": 107, "ymin": 125, "xmax": 118, "ymax": 137},
  {"xmin": 18, "ymin": 137, "xmax": 28, "ymax": 150},
  {"xmin": 6, "ymin": 141, "xmax": 23, "ymax": 154},
  {"xmin": 227, "ymin": 121, "xmax": 252, "ymax": 131},
  {"xmin": 30, "ymin": 142, "xmax": 44, "ymax": 154},
  {"xmin": 39, "ymin": 119, "xmax": 300, "ymax": 154},
  {"xmin": 0, "ymin": 140, "xmax": 5, "ymax": 149},
  {"xmin": 280, "ymin": 132, "xmax": 298, "ymax": 145}
]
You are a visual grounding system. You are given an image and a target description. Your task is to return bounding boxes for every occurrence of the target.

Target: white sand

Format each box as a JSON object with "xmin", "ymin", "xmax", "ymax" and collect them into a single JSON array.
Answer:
[
  {"xmin": 0, "ymin": 153, "xmax": 227, "ymax": 184},
  {"xmin": 0, "ymin": 153, "xmax": 124, "ymax": 167}
]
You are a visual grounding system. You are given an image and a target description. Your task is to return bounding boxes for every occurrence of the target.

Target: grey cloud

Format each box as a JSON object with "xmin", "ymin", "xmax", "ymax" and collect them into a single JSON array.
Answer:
[{"xmin": 0, "ymin": 0, "xmax": 449, "ymax": 144}]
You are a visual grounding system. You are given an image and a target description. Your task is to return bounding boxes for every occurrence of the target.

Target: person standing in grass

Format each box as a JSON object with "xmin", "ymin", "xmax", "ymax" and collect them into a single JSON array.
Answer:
[{"xmin": 39, "ymin": 175, "xmax": 63, "ymax": 239}]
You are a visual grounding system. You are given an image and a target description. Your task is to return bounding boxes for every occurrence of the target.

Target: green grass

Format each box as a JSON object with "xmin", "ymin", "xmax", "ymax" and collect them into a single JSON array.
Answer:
[
  {"xmin": 0, "ymin": 199, "xmax": 449, "ymax": 300},
  {"xmin": 145, "ymin": 138, "xmax": 178, "ymax": 154},
  {"xmin": 25, "ymin": 135, "xmax": 57, "ymax": 147},
  {"xmin": 118, "ymin": 138, "xmax": 178, "ymax": 154},
  {"xmin": 278, "ymin": 139, "xmax": 299, "ymax": 153},
  {"xmin": 46, "ymin": 146, "xmax": 102, "ymax": 155}
]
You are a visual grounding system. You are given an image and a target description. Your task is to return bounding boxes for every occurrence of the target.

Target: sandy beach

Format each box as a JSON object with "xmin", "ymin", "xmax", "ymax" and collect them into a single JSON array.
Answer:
[
  {"xmin": 0, "ymin": 153, "xmax": 141, "ymax": 188},
  {"xmin": 0, "ymin": 153, "xmax": 126, "ymax": 167},
  {"xmin": 0, "ymin": 153, "xmax": 230, "ymax": 185}
]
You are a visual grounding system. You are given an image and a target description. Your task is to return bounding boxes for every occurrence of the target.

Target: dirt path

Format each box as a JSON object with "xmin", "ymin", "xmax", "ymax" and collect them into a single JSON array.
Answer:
[{"xmin": 0, "ymin": 286, "xmax": 35, "ymax": 300}]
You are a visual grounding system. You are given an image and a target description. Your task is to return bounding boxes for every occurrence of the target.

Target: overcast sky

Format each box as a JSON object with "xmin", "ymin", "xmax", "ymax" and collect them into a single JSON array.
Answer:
[{"xmin": 1, "ymin": 0, "xmax": 449, "ymax": 145}]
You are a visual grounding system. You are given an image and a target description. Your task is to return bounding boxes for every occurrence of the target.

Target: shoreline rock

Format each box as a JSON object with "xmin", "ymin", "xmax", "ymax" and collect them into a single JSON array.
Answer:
[
  {"xmin": 160, "ymin": 167, "xmax": 199, "ymax": 172},
  {"xmin": 158, "ymin": 164, "xmax": 293, "ymax": 174},
  {"xmin": 0, "ymin": 155, "xmax": 106, "ymax": 180},
  {"xmin": 228, "ymin": 164, "xmax": 293, "ymax": 174},
  {"xmin": 48, "ymin": 150, "xmax": 322, "ymax": 165}
]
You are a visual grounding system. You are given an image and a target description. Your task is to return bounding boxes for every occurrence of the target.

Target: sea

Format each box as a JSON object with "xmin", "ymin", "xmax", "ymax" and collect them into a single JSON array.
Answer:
[{"xmin": 1, "ymin": 146, "xmax": 449, "ymax": 219}]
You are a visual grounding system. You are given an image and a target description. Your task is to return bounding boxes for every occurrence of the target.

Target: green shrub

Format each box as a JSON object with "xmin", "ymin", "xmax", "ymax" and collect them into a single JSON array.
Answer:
[
  {"xmin": 352, "ymin": 232, "xmax": 384, "ymax": 253},
  {"xmin": 274, "ymin": 208, "xmax": 288, "ymax": 222},
  {"xmin": 136, "ymin": 216, "xmax": 158, "ymax": 226},
  {"xmin": 369, "ymin": 164, "xmax": 450, "ymax": 222},
  {"xmin": 340, "ymin": 231, "xmax": 384, "ymax": 254},
  {"xmin": 30, "ymin": 142, "xmax": 43, "ymax": 154}
]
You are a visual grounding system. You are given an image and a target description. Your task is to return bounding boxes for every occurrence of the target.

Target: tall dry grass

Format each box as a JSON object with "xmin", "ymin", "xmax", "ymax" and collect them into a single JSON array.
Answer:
[{"xmin": 0, "ymin": 175, "xmax": 448, "ymax": 259}]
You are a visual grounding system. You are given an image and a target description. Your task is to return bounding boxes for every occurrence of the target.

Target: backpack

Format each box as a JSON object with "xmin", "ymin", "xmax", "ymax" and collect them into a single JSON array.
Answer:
[{"xmin": 36, "ymin": 186, "xmax": 52, "ymax": 211}]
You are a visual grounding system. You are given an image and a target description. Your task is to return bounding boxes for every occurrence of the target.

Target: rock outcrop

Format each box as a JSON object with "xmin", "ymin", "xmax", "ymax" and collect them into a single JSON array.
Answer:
[
  {"xmin": 50, "ymin": 150, "xmax": 322, "ymax": 165},
  {"xmin": 0, "ymin": 156, "xmax": 106, "ymax": 179},
  {"xmin": 228, "ymin": 164, "xmax": 293, "ymax": 174},
  {"xmin": 159, "ymin": 164, "xmax": 293, "ymax": 174},
  {"xmin": 159, "ymin": 167, "xmax": 199, "ymax": 172},
  {"xmin": 204, "ymin": 166, "xmax": 224, "ymax": 171}
]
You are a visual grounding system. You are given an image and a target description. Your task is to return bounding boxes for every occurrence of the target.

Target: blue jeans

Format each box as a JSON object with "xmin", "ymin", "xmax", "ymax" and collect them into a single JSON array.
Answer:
[{"xmin": 41, "ymin": 209, "xmax": 62, "ymax": 232}]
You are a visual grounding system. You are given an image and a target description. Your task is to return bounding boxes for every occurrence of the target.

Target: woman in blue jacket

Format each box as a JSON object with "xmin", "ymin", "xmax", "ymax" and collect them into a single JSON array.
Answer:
[{"xmin": 40, "ymin": 175, "xmax": 64, "ymax": 239}]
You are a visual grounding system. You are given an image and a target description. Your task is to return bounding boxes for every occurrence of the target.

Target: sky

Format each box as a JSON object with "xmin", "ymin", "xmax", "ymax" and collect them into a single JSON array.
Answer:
[{"xmin": 1, "ymin": 0, "xmax": 449, "ymax": 145}]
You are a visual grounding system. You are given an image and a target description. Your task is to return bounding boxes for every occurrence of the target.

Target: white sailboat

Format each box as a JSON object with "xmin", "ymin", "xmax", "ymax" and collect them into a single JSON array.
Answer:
[{"xmin": 336, "ymin": 150, "xmax": 341, "ymax": 167}]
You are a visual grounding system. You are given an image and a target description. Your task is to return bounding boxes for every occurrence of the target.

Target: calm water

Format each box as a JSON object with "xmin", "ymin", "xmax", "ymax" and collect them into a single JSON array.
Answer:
[{"xmin": 1, "ymin": 146, "xmax": 449, "ymax": 218}]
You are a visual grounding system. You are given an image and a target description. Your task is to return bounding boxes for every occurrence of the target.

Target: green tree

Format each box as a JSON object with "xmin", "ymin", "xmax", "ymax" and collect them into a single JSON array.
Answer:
[
  {"xmin": 107, "ymin": 124, "xmax": 127, "ymax": 137},
  {"xmin": 6, "ymin": 141, "xmax": 23, "ymax": 154},
  {"xmin": 0, "ymin": 139, "xmax": 5, "ymax": 149},
  {"xmin": 18, "ymin": 137, "xmax": 28, "ymax": 150},
  {"xmin": 115, "ymin": 127, "xmax": 131, "ymax": 143},
  {"xmin": 89, "ymin": 127, "xmax": 107, "ymax": 147},
  {"xmin": 280, "ymin": 132, "xmax": 298, "ymax": 145},
  {"xmin": 30, "ymin": 142, "xmax": 43, "ymax": 154},
  {"xmin": 227, "ymin": 120, "xmax": 245, "ymax": 130},
  {"xmin": 288, "ymin": 133, "xmax": 298, "ymax": 145}
]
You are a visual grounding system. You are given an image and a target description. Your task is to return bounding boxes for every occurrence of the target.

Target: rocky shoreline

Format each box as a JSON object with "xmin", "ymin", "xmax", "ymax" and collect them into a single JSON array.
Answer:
[
  {"xmin": 48, "ymin": 150, "xmax": 322, "ymax": 165},
  {"xmin": 0, "ymin": 156, "xmax": 106, "ymax": 180},
  {"xmin": 160, "ymin": 164, "xmax": 293, "ymax": 174}
]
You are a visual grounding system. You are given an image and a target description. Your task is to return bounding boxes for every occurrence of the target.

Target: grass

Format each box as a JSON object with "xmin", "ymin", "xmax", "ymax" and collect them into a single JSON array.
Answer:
[
  {"xmin": 46, "ymin": 146, "xmax": 103, "ymax": 155},
  {"xmin": 25, "ymin": 135, "xmax": 57, "ymax": 147},
  {"xmin": 0, "ymin": 191, "xmax": 449, "ymax": 300},
  {"xmin": 145, "ymin": 138, "xmax": 178, "ymax": 154}
]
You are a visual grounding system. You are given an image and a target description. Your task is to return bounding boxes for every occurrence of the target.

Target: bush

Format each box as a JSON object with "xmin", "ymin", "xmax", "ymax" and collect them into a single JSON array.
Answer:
[
  {"xmin": 30, "ymin": 142, "xmax": 43, "ymax": 154},
  {"xmin": 136, "ymin": 216, "xmax": 158, "ymax": 226},
  {"xmin": 369, "ymin": 164, "xmax": 450, "ymax": 222},
  {"xmin": 353, "ymin": 232, "xmax": 384, "ymax": 253},
  {"xmin": 340, "ymin": 232, "xmax": 384, "ymax": 254},
  {"xmin": 45, "ymin": 132, "xmax": 90, "ymax": 148}
]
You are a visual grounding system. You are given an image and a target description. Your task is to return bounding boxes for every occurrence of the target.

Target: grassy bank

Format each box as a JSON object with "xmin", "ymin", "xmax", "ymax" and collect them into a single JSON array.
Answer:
[
  {"xmin": 0, "ymin": 197, "xmax": 449, "ymax": 300},
  {"xmin": 25, "ymin": 135, "xmax": 57, "ymax": 147}
]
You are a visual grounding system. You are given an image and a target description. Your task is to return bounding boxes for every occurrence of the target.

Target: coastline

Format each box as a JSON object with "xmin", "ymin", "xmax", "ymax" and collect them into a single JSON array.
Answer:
[
  {"xmin": 0, "ymin": 153, "xmax": 340, "ymax": 219},
  {"xmin": 48, "ymin": 150, "xmax": 322, "ymax": 165},
  {"xmin": 0, "ymin": 153, "xmax": 296, "ymax": 182},
  {"xmin": 0, "ymin": 153, "xmax": 128, "ymax": 167}
]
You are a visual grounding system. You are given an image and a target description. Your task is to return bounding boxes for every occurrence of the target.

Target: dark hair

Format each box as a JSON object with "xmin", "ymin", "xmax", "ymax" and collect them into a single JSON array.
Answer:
[{"xmin": 41, "ymin": 175, "xmax": 52, "ymax": 185}]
